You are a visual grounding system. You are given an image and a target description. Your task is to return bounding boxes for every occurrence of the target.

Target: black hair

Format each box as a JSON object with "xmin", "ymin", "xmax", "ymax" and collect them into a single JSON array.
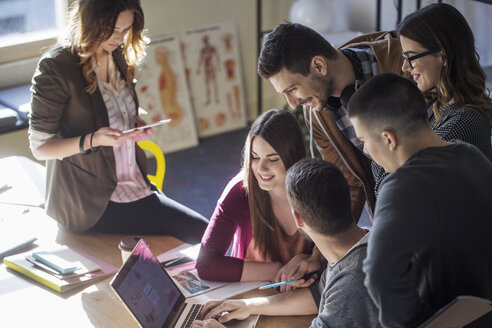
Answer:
[
  {"xmin": 286, "ymin": 158, "xmax": 353, "ymax": 236},
  {"xmin": 347, "ymin": 73, "xmax": 428, "ymax": 137},
  {"xmin": 257, "ymin": 23, "xmax": 338, "ymax": 79}
]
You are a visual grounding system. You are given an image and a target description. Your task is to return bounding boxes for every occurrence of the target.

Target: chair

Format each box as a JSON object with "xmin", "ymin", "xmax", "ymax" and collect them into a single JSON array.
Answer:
[
  {"xmin": 419, "ymin": 295, "xmax": 492, "ymax": 328},
  {"xmin": 137, "ymin": 140, "xmax": 166, "ymax": 191}
]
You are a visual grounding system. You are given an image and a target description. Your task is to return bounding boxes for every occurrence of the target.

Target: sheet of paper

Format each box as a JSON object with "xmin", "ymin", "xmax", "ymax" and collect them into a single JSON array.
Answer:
[
  {"xmin": 157, "ymin": 243, "xmax": 192, "ymax": 263},
  {"xmin": 179, "ymin": 243, "xmax": 201, "ymax": 260}
]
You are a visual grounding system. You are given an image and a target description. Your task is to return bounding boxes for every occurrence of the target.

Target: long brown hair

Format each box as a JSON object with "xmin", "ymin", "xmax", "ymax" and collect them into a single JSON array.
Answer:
[
  {"xmin": 66, "ymin": 0, "xmax": 147, "ymax": 93},
  {"xmin": 398, "ymin": 3, "xmax": 492, "ymax": 124},
  {"xmin": 242, "ymin": 109, "xmax": 306, "ymax": 260}
]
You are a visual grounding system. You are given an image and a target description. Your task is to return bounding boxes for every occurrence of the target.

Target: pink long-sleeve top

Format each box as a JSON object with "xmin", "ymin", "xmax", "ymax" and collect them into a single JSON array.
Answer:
[{"xmin": 196, "ymin": 173, "xmax": 313, "ymax": 281}]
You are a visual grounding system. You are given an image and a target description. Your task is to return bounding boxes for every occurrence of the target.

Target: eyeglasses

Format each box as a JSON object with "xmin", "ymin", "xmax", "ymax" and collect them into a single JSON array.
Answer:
[{"xmin": 402, "ymin": 49, "xmax": 439, "ymax": 69}]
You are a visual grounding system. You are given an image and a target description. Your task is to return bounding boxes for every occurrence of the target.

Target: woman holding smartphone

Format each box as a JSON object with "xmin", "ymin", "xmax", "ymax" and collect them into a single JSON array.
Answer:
[{"xmin": 29, "ymin": 0, "xmax": 208, "ymax": 242}]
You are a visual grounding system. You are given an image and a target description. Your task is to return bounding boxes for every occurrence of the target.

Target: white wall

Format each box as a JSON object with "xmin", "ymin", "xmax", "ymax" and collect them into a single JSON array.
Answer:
[
  {"xmin": 1, "ymin": 0, "xmax": 491, "ymax": 160},
  {"xmin": 348, "ymin": 0, "xmax": 492, "ymax": 67},
  {"xmin": 0, "ymin": 0, "xmax": 491, "ymax": 116},
  {"xmin": 140, "ymin": 0, "xmax": 295, "ymax": 120},
  {"xmin": 453, "ymin": 1, "xmax": 492, "ymax": 66}
]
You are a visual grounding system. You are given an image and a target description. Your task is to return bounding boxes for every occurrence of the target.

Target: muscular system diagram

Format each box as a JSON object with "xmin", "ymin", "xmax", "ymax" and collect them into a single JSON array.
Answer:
[
  {"xmin": 155, "ymin": 45, "xmax": 183, "ymax": 126},
  {"xmin": 196, "ymin": 35, "xmax": 220, "ymax": 106}
]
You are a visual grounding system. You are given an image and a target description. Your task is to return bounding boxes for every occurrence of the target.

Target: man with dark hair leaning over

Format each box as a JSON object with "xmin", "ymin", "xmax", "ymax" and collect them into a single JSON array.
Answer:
[
  {"xmin": 192, "ymin": 158, "xmax": 381, "ymax": 328},
  {"xmin": 258, "ymin": 23, "xmax": 406, "ymax": 221},
  {"xmin": 347, "ymin": 73, "xmax": 492, "ymax": 328}
]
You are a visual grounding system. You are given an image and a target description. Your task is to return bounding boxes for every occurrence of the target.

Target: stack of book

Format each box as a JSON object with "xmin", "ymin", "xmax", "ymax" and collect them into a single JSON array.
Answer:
[{"xmin": 3, "ymin": 246, "xmax": 118, "ymax": 293}]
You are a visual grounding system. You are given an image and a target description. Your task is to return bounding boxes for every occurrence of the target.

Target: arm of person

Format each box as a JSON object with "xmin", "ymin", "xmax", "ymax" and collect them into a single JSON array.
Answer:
[
  {"xmin": 198, "ymin": 240, "xmax": 282, "ymax": 283},
  {"xmin": 240, "ymin": 260, "xmax": 282, "ymax": 282},
  {"xmin": 363, "ymin": 175, "xmax": 437, "ymax": 327},
  {"xmin": 275, "ymin": 245, "xmax": 325, "ymax": 292},
  {"xmin": 198, "ymin": 288, "xmax": 317, "ymax": 325},
  {"xmin": 29, "ymin": 53, "xmax": 146, "ymax": 160},
  {"xmin": 195, "ymin": 207, "xmax": 244, "ymax": 282},
  {"xmin": 32, "ymin": 128, "xmax": 144, "ymax": 160},
  {"xmin": 196, "ymin": 177, "xmax": 283, "ymax": 282},
  {"xmin": 196, "ymin": 176, "xmax": 254, "ymax": 281}
]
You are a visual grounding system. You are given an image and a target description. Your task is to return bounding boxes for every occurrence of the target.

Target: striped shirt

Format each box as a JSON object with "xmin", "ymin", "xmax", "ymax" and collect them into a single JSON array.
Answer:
[
  {"xmin": 372, "ymin": 104, "xmax": 492, "ymax": 195},
  {"xmin": 96, "ymin": 57, "xmax": 152, "ymax": 203}
]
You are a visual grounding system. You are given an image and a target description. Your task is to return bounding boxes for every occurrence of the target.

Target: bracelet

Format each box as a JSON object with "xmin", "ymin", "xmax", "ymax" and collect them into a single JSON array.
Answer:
[
  {"xmin": 79, "ymin": 134, "xmax": 86, "ymax": 154},
  {"xmin": 90, "ymin": 131, "xmax": 95, "ymax": 152}
]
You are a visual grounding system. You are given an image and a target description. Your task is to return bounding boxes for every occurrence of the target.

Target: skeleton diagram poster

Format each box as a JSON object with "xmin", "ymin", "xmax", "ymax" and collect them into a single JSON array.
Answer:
[
  {"xmin": 135, "ymin": 35, "xmax": 199, "ymax": 153},
  {"xmin": 180, "ymin": 21, "xmax": 247, "ymax": 137}
]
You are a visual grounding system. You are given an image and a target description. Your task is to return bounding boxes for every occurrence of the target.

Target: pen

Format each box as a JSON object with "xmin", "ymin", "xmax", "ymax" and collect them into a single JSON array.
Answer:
[
  {"xmin": 258, "ymin": 279, "xmax": 299, "ymax": 290},
  {"xmin": 161, "ymin": 257, "xmax": 185, "ymax": 268},
  {"xmin": 160, "ymin": 256, "xmax": 192, "ymax": 268}
]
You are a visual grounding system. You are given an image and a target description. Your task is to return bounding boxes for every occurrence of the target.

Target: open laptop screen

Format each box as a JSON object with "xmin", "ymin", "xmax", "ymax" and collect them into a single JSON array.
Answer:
[{"xmin": 111, "ymin": 240, "xmax": 186, "ymax": 328}]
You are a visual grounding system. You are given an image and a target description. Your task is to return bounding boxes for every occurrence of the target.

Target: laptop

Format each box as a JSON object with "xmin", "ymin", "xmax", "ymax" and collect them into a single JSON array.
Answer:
[{"xmin": 110, "ymin": 239, "xmax": 258, "ymax": 328}]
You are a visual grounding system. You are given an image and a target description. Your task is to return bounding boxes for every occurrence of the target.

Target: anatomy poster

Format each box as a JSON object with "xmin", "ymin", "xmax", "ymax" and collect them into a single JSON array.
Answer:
[
  {"xmin": 135, "ymin": 35, "xmax": 198, "ymax": 153},
  {"xmin": 180, "ymin": 21, "xmax": 247, "ymax": 137}
]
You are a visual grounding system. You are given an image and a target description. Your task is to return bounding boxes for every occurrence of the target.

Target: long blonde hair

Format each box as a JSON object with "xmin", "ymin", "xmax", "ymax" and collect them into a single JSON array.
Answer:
[{"xmin": 66, "ymin": 0, "xmax": 147, "ymax": 93}]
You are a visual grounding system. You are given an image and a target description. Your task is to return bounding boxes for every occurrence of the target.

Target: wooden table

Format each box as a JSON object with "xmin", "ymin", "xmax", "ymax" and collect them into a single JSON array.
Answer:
[
  {"xmin": 0, "ymin": 207, "xmax": 180, "ymax": 327},
  {"xmin": 0, "ymin": 209, "xmax": 315, "ymax": 327}
]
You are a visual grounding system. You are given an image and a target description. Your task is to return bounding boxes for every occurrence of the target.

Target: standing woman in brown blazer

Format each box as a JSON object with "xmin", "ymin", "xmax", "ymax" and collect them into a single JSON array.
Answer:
[{"xmin": 29, "ymin": 0, "xmax": 208, "ymax": 243}]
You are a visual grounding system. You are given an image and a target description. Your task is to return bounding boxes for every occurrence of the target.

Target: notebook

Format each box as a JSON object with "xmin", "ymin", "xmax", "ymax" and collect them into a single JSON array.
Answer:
[{"xmin": 110, "ymin": 239, "xmax": 258, "ymax": 328}]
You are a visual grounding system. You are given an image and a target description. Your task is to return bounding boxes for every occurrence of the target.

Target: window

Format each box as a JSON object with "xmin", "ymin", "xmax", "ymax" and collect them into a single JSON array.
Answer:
[{"xmin": 0, "ymin": 0, "xmax": 66, "ymax": 65}]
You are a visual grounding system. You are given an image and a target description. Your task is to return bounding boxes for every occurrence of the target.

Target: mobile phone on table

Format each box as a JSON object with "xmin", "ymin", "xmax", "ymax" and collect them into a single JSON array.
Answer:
[{"xmin": 32, "ymin": 251, "xmax": 78, "ymax": 274}]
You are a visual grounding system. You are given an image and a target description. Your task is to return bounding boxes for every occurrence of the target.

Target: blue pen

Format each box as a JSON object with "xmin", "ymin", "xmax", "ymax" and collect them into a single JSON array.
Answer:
[{"xmin": 258, "ymin": 279, "xmax": 298, "ymax": 290}]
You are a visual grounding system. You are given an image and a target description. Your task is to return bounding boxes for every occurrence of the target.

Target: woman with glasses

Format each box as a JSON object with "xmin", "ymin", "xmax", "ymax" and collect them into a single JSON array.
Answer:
[{"xmin": 371, "ymin": 3, "xmax": 492, "ymax": 194}]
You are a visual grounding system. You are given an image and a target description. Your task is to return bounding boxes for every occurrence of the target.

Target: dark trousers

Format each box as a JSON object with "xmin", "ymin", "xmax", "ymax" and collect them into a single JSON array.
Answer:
[{"xmin": 89, "ymin": 192, "xmax": 209, "ymax": 244}]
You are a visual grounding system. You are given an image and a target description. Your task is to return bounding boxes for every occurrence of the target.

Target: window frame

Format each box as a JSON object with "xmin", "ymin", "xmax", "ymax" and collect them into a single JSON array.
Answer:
[{"xmin": 0, "ymin": 0, "xmax": 68, "ymax": 66}]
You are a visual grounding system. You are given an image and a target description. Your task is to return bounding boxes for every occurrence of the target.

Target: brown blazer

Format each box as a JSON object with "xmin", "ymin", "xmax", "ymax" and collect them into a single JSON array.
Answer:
[
  {"xmin": 304, "ymin": 31, "xmax": 407, "ymax": 221},
  {"xmin": 30, "ymin": 46, "xmax": 148, "ymax": 232}
]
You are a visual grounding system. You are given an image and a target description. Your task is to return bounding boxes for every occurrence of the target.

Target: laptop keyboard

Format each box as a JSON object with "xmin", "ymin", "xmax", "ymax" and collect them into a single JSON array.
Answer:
[{"xmin": 180, "ymin": 303, "xmax": 204, "ymax": 328}]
